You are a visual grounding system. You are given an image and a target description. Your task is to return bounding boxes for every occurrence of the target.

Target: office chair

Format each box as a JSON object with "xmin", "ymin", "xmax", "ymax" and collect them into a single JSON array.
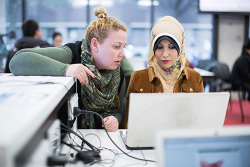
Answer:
[
  {"xmin": 207, "ymin": 61, "xmax": 245, "ymax": 122},
  {"xmin": 197, "ymin": 59, "xmax": 217, "ymax": 70},
  {"xmin": 207, "ymin": 61, "xmax": 231, "ymax": 91},
  {"xmin": 223, "ymin": 85, "xmax": 245, "ymax": 122}
]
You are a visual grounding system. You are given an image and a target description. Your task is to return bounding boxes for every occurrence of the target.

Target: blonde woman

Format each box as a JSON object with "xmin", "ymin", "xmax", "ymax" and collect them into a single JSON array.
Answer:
[
  {"xmin": 123, "ymin": 16, "xmax": 204, "ymax": 129},
  {"xmin": 10, "ymin": 7, "xmax": 127, "ymax": 132}
]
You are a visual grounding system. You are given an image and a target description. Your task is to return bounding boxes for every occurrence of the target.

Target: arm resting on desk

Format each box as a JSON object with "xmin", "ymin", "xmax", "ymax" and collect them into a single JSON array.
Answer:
[{"xmin": 9, "ymin": 46, "xmax": 72, "ymax": 76}]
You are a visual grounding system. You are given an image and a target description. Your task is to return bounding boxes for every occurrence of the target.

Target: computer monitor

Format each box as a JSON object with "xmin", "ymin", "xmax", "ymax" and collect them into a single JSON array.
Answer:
[{"xmin": 155, "ymin": 126, "xmax": 250, "ymax": 167}]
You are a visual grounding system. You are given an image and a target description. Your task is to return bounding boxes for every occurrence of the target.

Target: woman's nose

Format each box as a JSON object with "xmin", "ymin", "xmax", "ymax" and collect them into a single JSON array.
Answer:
[
  {"xmin": 162, "ymin": 49, "xmax": 169, "ymax": 58},
  {"xmin": 119, "ymin": 49, "xmax": 125, "ymax": 57}
]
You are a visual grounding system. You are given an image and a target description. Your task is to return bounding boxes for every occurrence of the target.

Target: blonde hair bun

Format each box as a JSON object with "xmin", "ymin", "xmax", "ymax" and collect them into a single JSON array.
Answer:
[{"xmin": 94, "ymin": 7, "xmax": 108, "ymax": 18}]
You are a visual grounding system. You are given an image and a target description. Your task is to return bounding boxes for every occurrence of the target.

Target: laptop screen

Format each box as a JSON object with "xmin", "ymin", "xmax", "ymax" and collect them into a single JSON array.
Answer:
[
  {"xmin": 163, "ymin": 135, "xmax": 250, "ymax": 167},
  {"xmin": 126, "ymin": 92, "xmax": 230, "ymax": 149}
]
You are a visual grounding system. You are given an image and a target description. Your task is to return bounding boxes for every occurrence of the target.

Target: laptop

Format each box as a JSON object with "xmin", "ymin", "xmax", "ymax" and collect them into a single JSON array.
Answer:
[
  {"xmin": 154, "ymin": 126, "xmax": 250, "ymax": 167},
  {"xmin": 119, "ymin": 92, "xmax": 230, "ymax": 150}
]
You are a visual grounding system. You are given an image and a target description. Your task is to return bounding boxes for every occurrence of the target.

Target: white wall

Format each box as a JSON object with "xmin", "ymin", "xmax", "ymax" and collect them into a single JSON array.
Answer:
[
  {"xmin": 218, "ymin": 14, "xmax": 245, "ymax": 72},
  {"xmin": 0, "ymin": 0, "xmax": 6, "ymax": 34},
  {"xmin": 217, "ymin": 14, "xmax": 247, "ymax": 100}
]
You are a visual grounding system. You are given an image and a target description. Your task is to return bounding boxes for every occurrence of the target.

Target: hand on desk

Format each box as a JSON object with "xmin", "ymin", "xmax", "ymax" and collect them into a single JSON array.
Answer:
[
  {"xmin": 103, "ymin": 116, "xmax": 118, "ymax": 132},
  {"xmin": 66, "ymin": 64, "xmax": 96, "ymax": 85}
]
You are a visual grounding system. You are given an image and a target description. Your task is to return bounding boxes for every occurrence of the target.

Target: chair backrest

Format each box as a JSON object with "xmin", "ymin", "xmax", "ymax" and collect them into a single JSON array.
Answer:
[
  {"xmin": 209, "ymin": 62, "xmax": 231, "ymax": 82},
  {"xmin": 197, "ymin": 59, "xmax": 216, "ymax": 69}
]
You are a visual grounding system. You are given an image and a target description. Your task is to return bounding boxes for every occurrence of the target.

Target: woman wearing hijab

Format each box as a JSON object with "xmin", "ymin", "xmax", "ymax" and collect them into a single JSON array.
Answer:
[
  {"xmin": 122, "ymin": 16, "xmax": 204, "ymax": 129},
  {"xmin": 10, "ymin": 7, "xmax": 127, "ymax": 132}
]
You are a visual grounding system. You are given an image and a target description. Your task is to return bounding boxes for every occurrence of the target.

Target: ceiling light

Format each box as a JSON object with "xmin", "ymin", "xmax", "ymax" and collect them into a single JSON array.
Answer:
[
  {"xmin": 137, "ymin": 0, "xmax": 159, "ymax": 6},
  {"xmin": 70, "ymin": 0, "xmax": 113, "ymax": 8}
]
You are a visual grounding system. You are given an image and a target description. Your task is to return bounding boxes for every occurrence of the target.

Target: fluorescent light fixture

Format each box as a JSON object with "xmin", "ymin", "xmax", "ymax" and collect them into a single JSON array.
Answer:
[
  {"xmin": 100, "ymin": 0, "xmax": 113, "ymax": 7},
  {"xmin": 70, "ymin": 0, "xmax": 113, "ymax": 8},
  {"xmin": 137, "ymin": 0, "xmax": 159, "ymax": 6}
]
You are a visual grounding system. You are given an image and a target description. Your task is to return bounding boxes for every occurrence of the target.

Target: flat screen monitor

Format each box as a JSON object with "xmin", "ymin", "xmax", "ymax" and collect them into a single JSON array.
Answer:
[
  {"xmin": 198, "ymin": 0, "xmax": 250, "ymax": 14},
  {"xmin": 155, "ymin": 126, "xmax": 250, "ymax": 167}
]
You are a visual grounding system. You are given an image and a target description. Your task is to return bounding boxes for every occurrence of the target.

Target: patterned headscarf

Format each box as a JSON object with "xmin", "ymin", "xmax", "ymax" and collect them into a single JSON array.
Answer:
[
  {"xmin": 148, "ymin": 16, "xmax": 186, "ymax": 93},
  {"xmin": 80, "ymin": 39, "xmax": 120, "ymax": 128}
]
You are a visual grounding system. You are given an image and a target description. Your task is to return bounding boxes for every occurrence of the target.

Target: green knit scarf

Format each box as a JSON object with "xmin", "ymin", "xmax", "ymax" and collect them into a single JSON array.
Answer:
[{"xmin": 80, "ymin": 39, "xmax": 120, "ymax": 129}]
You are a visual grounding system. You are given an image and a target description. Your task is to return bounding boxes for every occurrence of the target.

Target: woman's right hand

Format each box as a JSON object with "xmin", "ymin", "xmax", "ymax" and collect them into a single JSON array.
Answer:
[{"xmin": 66, "ymin": 64, "xmax": 96, "ymax": 85}]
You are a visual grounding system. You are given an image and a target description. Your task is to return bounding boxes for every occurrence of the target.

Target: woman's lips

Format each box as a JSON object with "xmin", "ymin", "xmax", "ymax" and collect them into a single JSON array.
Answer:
[
  {"xmin": 115, "ymin": 61, "xmax": 121, "ymax": 65},
  {"xmin": 162, "ymin": 60, "xmax": 170, "ymax": 64}
]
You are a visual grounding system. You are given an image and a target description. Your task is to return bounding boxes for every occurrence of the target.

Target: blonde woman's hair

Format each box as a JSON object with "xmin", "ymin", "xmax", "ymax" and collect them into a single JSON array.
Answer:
[{"xmin": 85, "ymin": 7, "xmax": 127, "ymax": 48}]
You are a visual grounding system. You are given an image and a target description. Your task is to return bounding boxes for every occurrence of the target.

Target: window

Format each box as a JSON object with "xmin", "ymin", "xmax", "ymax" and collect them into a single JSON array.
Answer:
[
  {"xmin": 155, "ymin": 0, "xmax": 213, "ymax": 67},
  {"xmin": 3, "ymin": 0, "xmax": 214, "ymax": 71}
]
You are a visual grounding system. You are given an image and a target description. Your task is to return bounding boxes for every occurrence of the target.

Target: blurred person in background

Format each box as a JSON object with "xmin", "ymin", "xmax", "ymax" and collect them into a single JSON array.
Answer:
[
  {"xmin": 231, "ymin": 38, "xmax": 250, "ymax": 101},
  {"xmin": 120, "ymin": 56, "xmax": 134, "ymax": 95},
  {"xmin": 52, "ymin": 32, "xmax": 62, "ymax": 47},
  {"xmin": 4, "ymin": 19, "xmax": 50, "ymax": 73},
  {"xmin": 120, "ymin": 57, "xmax": 134, "ymax": 77}
]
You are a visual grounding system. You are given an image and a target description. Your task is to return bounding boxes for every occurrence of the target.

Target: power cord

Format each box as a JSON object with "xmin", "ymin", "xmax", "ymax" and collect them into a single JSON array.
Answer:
[
  {"xmin": 73, "ymin": 107, "xmax": 156, "ymax": 163},
  {"xmin": 59, "ymin": 122, "xmax": 101, "ymax": 165},
  {"xmin": 47, "ymin": 154, "xmax": 72, "ymax": 166}
]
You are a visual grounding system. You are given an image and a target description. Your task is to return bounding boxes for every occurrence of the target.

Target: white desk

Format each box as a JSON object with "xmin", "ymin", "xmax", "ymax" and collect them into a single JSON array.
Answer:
[
  {"xmin": 0, "ymin": 74, "xmax": 76, "ymax": 167},
  {"xmin": 194, "ymin": 67, "xmax": 216, "ymax": 92},
  {"xmin": 194, "ymin": 67, "xmax": 215, "ymax": 77},
  {"xmin": 61, "ymin": 129, "xmax": 157, "ymax": 167}
]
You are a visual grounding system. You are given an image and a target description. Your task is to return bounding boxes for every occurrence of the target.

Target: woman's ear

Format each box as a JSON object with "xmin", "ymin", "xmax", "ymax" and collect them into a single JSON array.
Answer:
[
  {"xmin": 91, "ymin": 38, "xmax": 98, "ymax": 51},
  {"xmin": 34, "ymin": 29, "xmax": 41, "ymax": 39},
  {"xmin": 246, "ymin": 49, "xmax": 250, "ymax": 55}
]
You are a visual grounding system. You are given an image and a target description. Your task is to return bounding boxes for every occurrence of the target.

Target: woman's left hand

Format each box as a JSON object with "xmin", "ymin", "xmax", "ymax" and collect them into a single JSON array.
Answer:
[{"xmin": 103, "ymin": 116, "xmax": 119, "ymax": 132}]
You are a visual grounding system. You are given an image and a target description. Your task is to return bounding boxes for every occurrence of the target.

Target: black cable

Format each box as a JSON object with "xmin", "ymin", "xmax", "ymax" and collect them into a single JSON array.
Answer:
[
  {"xmin": 73, "ymin": 107, "xmax": 156, "ymax": 163},
  {"xmin": 97, "ymin": 147, "xmax": 118, "ymax": 166},
  {"xmin": 61, "ymin": 142, "xmax": 83, "ymax": 152},
  {"xmin": 83, "ymin": 133, "xmax": 119, "ymax": 166},
  {"xmin": 1, "ymin": 79, "xmax": 95, "ymax": 165},
  {"xmin": 44, "ymin": 81, "xmax": 154, "ymax": 164},
  {"xmin": 60, "ymin": 131, "xmax": 86, "ymax": 151},
  {"xmin": 61, "ymin": 114, "xmax": 141, "ymax": 166},
  {"xmin": 56, "ymin": 81, "xmax": 105, "ymax": 165},
  {"xmin": 57, "ymin": 81, "xmax": 91, "ymax": 156},
  {"xmin": 60, "ymin": 124, "xmax": 102, "ymax": 165},
  {"xmin": 47, "ymin": 154, "xmax": 74, "ymax": 166},
  {"xmin": 61, "ymin": 122, "xmax": 100, "ymax": 153}
]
